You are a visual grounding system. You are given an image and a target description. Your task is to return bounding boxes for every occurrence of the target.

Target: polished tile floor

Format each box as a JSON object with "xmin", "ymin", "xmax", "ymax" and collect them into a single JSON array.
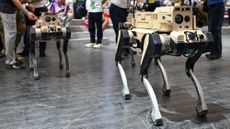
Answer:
[{"xmin": 0, "ymin": 27, "xmax": 230, "ymax": 129}]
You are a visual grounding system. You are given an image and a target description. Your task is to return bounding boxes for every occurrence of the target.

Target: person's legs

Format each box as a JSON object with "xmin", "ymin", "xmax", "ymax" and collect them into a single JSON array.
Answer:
[
  {"xmin": 207, "ymin": 8, "xmax": 214, "ymax": 52},
  {"xmin": 0, "ymin": 19, "xmax": 4, "ymax": 57},
  {"xmin": 0, "ymin": 12, "xmax": 17, "ymax": 65},
  {"xmin": 85, "ymin": 12, "xmax": 96, "ymax": 47},
  {"xmin": 109, "ymin": 4, "xmax": 130, "ymax": 54},
  {"xmin": 207, "ymin": 4, "xmax": 224, "ymax": 59},
  {"xmin": 88, "ymin": 12, "xmax": 96, "ymax": 43},
  {"xmin": 24, "ymin": 7, "xmax": 47, "ymax": 57},
  {"xmin": 109, "ymin": 4, "xmax": 128, "ymax": 43},
  {"xmin": 0, "ymin": 33, "xmax": 4, "ymax": 58},
  {"xmin": 23, "ymin": 6, "xmax": 36, "ymax": 56},
  {"xmin": 65, "ymin": 13, "xmax": 74, "ymax": 27},
  {"xmin": 228, "ymin": 8, "xmax": 230, "ymax": 25},
  {"xmin": 0, "ymin": 34, "xmax": 3, "ymax": 51},
  {"xmin": 95, "ymin": 12, "xmax": 103, "ymax": 44},
  {"xmin": 109, "ymin": 5, "xmax": 120, "ymax": 43},
  {"xmin": 0, "ymin": 12, "xmax": 24, "ymax": 69},
  {"xmin": 215, "ymin": 4, "xmax": 224, "ymax": 57},
  {"xmin": 93, "ymin": 12, "xmax": 103, "ymax": 49},
  {"xmin": 16, "ymin": 34, "xmax": 25, "ymax": 57},
  {"xmin": 15, "ymin": 11, "xmax": 26, "ymax": 60}
]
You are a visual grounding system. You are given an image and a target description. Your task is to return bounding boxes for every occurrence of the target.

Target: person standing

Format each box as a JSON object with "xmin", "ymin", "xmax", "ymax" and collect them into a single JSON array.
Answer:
[
  {"xmin": 23, "ymin": 0, "xmax": 49, "ymax": 57},
  {"xmin": 0, "ymin": 10, "xmax": 27, "ymax": 60},
  {"xmin": 85, "ymin": 0, "xmax": 105, "ymax": 49},
  {"xmin": 49, "ymin": 0, "xmax": 74, "ymax": 27},
  {"xmin": 15, "ymin": 10, "xmax": 26, "ymax": 61},
  {"xmin": 109, "ymin": 0, "xmax": 128, "ymax": 43},
  {"xmin": 205, "ymin": 0, "xmax": 225, "ymax": 60},
  {"xmin": 228, "ymin": 8, "xmax": 230, "ymax": 25},
  {"xmin": 0, "ymin": 18, "xmax": 4, "ymax": 58},
  {"xmin": 0, "ymin": 0, "xmax": 37, "ymax": 69},
  {"xmin": 109, "ymin": 0, "xmax": 136, "ymax": 56}
]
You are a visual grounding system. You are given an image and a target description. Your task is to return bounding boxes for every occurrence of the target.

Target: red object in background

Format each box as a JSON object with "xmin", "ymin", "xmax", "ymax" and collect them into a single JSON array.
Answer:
[
  {"xmin": 103, "ymin": 12, "xmax": 110, "ymax": 18},
  {"xmin": 83, "ymin": 12, "xmax": 110, "ymax": 30},
  {"xmin": 83, "ymin": 19, "xmax": 88, "ymax": 27},
  {"xmin": 102, "ymin": 12, "xmax": 110, "ymax": 30}
]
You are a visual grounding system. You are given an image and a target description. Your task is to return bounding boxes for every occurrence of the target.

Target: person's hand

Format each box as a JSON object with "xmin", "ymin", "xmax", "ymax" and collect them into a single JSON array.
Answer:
[{"xmin": 26, "ymin": 11, "xmax": 38, "ymax": 21}]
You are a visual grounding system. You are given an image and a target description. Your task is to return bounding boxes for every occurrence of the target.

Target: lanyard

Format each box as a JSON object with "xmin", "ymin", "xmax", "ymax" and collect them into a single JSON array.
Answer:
[{"xmin": 90, "ymin": 0, "xmax": 96, "ymax": 8}]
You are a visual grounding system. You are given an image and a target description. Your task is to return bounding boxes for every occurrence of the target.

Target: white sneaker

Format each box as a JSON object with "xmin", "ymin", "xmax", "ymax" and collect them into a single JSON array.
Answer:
[
  {"xmin": 93, "ymin": 44, "xmax": 103, "ymax": 49},
  {"xmin": 85, "ymin": 43, "xmax": 94, "ymax": 48}
]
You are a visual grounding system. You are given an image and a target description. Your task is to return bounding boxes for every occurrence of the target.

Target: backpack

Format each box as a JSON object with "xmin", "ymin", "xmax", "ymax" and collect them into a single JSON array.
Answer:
[{"xmin": 74, "ymin": 0, "xmax": 87, "ymax": 19}]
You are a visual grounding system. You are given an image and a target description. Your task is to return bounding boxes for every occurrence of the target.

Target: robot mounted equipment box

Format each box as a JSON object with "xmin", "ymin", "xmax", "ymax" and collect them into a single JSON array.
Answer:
[
  {"xmin": 115, "ymin": 0, "xmax": 213, "ymax": 126},
  {"xmin": 28, "ymin": 11, "xmax": 71, "ymax": 80}
]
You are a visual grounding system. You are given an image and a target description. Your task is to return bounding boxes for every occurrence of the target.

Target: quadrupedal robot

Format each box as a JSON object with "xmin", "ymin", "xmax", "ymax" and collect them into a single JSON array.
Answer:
[
  {"xmin": 115, "ymin": 0, "xmax": 213, "ymax": 126},
  {"xmin": 28, "ymin": 12, "xmax": 71, "ymax": 80}
]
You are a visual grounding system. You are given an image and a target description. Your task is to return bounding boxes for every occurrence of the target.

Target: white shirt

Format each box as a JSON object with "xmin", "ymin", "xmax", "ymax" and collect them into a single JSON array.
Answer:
[
  {"xmin": 31, "ymin": 0, "xmax": 48, "ymax": 8},
  {"xmin": 86, "ymin": 0, "xmax": 103, "ymax": 12}
]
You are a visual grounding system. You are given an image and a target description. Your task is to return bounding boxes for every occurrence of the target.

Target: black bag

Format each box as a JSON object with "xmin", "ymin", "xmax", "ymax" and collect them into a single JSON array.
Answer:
[
  {"xmin": 74, "ymin": 0, "xmax": 87, "ymax": 19},
  {"xmin": 143, "ymin": 1, "xmax": 161, "ymax": 11}
]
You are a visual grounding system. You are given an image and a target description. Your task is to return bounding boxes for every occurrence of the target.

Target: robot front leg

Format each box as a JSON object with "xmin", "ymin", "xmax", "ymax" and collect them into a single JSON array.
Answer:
[
  {"xmin": 140, "ymin": 34, "xmax": 170, "ymax": 95},
  {"xmin": 142, "ymin": 77, "xmax": 163, "ymax": 126},
  {"xmin": 63, "ymin": 38, "xmax": 70, "ymax": 77},
  {"xmin": 140, "ymin": 34, "xmax": 163, "ymax": 126},
  {"xmin": 115, "ymin": 30, "xmax": 132, "ymax": 63},
  {"xmin": 56, "ymin": 40, "xmax": 63, "ymax": 69},
  {"xmin": 32, "ymin": 53, "xmax": 39, "ymax": 80},
  {"xmin": 28, "ymin": 42, "xmax": 34, "ymax": 71},
  {"xmin": 29, "ymin": 27, "xmax": 39, "ymax": 80},
  {"xmin": 115, "ymin": 30, "xmax": 132, "ymax": 100},
  {"xmin": 28, "ymin": 27, "xmax": 34, "ymax": 71},
  {"xmin": 185, "ymin": 49, "xmax": 208, "ymax": 117},
  {"xmin": 63, "ymin": 27, "xmax": 72, "ymax": 77}
]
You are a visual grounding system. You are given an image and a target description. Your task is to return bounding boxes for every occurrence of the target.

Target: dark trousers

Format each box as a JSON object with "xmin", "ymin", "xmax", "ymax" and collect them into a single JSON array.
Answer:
[
  {"xmin": 109, "ymin": 4, "xmax": 128, "ymax": 42},
  {"xmin": 24, "ymin": 6, "xmax": 47, "ymax": 54},
  {"xmin": 88, "ymin": 12, "xmax": 103, "ymax": 43},
  {"xmin": 208, "ymin": 3, "xmax": 225, "ymax": 56},
  {"xmin": 228, "ymin": 8, "xmax": 230, "ymax": 25},
  {"xmin": 0, "ymin": 34, "xmax": 3, "ymax": 52}
]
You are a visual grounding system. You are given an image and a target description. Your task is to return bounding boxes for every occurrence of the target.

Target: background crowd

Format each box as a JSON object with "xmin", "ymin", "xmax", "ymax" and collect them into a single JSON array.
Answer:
[{"xmin": 0, "ymin": 0, "xmax": 73, "ymax": 69}]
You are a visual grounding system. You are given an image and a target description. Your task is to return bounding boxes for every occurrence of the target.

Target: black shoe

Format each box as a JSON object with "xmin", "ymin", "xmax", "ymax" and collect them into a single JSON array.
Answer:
[
  {"xmin": 124, "ymin": 50, "xmax": 129, "ymax": 57},
  {"xmin": 131, "ymin": 49, "xmax": 137, "ymax": 55},
  {"xmin": 19, "ymin": 50, "xmax": 29, "ymax": 57},
  {"xmin": 40, "ymin": 52, "xmax": 46, "ymax": 57},
  {"xmin": 15, "ymin": 60, "xmax": 23, "ymax": 65},
  {"xmin": 0, "ymin": 53, "xmax": 4, "ymax": 58},
  {"xmin": 205, "ymin": 54, "xmax": 221, "ymax": 60},
  {"xmin": 6, "ymin": 62, "xmax": 25, "ymax": 69},
  {"xmin": 123, "ymin": 49, "xmax": 137, "ymax": 57}
]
